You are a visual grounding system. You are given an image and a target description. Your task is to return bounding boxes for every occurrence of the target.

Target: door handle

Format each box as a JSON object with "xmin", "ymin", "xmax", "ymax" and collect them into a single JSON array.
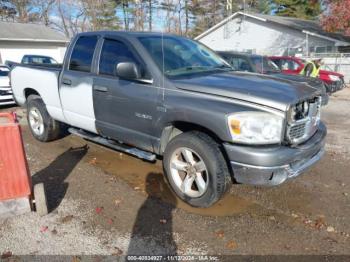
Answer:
[
  {"xmin": 62, "ymin": 78, "xmax": 72, "ymax": 86},
  {"xmin": 93, "ymin": 85, "xmax": 108, "ymax": 92}
]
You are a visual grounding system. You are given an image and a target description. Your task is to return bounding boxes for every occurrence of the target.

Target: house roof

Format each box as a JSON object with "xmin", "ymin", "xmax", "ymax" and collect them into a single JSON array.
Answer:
[
  {"xmin": 195, "ymin": 12, "xmax": 350, "ymax": 46},
  {"xmin": 0, "ymin": 21, "xmax": 69, "ymax": 43}
]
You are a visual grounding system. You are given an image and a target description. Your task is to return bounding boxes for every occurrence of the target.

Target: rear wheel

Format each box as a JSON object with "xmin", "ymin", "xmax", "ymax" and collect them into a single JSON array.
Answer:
[
  {"xmin": 163, "ymin": 131, "xmax": 232, "ymax": 208},
  {"xmin": 27, "ymin": 95, "xmax": 66, "ymax": 142}
]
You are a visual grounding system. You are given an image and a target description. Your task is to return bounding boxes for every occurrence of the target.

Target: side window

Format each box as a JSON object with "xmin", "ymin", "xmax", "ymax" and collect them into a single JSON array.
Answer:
[
  {"xmin": 271, "ymin": 59, "xmax": 281, "ymax": 68},
  {"xmin": 226, "ymin": 57, "xmax": 252, "ymax": 72},
  {"xmin": 99, "ymin": 39, "xmax": 139, "ymax": 77},
  {"xmin": 281, "ymin": 59, "xmax": 290, "ymax": 70},
  {"xmin": 69, "ymin": 36, "xmax": 98, "ymax": 72}
]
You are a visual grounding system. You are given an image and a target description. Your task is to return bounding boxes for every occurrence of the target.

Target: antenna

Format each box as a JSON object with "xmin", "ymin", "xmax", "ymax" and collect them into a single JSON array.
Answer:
[{"xmin": 161, "ymin": 29, "xmax": 165, "ymax": 101}]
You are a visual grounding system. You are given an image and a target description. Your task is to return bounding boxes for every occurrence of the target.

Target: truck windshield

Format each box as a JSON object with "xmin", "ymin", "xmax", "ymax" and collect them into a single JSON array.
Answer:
[
  {"xmin": 138, "ymin": 36, "xmax": 232, "ymax": 77},
  {"xmin": 251, "ymin": 56, "xmax": 280, "ymax": 74}
]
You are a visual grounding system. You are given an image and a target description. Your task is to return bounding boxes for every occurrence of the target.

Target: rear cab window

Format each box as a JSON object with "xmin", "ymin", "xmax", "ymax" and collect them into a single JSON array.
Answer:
[{"xmin": 69, "ymin": 36, "xmax": 98, "ymax": 72}]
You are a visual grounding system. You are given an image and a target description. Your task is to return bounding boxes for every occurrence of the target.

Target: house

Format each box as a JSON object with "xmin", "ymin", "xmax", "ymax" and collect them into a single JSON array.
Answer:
[
  {"xmin": 195, "ymin": 12, "xmax": 350, "ymax": 56},
  {"xmin": 0, "ymin": 21, "xmax": 69, "ymax": 64}
]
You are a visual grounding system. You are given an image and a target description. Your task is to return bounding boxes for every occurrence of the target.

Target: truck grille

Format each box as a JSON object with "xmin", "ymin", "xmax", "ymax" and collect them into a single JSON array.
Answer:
[{"xmin": 286, "ymin": 97, "xmax": 321, "ymax": 145}]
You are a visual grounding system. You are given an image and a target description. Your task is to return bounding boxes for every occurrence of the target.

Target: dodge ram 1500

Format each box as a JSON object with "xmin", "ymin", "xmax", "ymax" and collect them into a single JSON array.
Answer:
[{"xmin": 11, "ymin": 32, "xmax": 326, "ymax": 207}]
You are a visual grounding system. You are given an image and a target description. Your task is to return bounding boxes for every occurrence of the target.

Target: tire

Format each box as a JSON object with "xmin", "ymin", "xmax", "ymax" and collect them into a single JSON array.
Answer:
[
  {"xmin": 33, "ymin": 183, "xmax": 48, "ymax": 216},
  {"xmin": 163, "ymin": 131, "xmax": 232, "ymax": 208},
  {"xmin": 27, "ymin": 95, "xmax": 66, "ymax": 142}
]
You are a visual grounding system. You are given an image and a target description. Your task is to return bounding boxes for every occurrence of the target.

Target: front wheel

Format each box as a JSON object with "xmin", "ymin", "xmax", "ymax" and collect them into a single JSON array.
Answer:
[{"xmin": 163, "ymin": 131, "xmax": 232, "ymax": 208}]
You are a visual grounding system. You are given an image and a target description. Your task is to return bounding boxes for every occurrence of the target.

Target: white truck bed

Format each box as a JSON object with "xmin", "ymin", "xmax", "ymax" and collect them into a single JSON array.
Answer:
[{"xmin": 11, "ymin": 65, "xmax": 66, "ymax": 123}]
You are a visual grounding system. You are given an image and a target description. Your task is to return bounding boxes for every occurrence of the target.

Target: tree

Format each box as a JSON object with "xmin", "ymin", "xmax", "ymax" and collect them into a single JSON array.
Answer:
[
  {"xmin": 55, "ymin": 0, "xmax": 88, "ymax": 37},
  {"xmin": 321, "ymin": 0, "xmax": 350, "ymax": 36},
  {"xmin": 189, "ymin": 0, "xmax": 227, "ymax": 37},
  {"xmin": 272, "ymin": 0, "xmax": 321, "ymax": 19},
  {"xmin": 81, "ymin": 0, "xmax": 119, "ymax": 30},
  {"xmin": 32, "ymin": 0, "xmax": 56, "ymax": 25},
  {"xmin": 248, "ymin": 0, "xmax": 272, "ymax": 14}
]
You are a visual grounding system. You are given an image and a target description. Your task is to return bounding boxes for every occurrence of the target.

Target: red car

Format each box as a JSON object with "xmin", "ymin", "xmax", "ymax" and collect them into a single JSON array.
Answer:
[{"xmin": 269, "ymin": 56, "xmax": 345, "ymax": 93}]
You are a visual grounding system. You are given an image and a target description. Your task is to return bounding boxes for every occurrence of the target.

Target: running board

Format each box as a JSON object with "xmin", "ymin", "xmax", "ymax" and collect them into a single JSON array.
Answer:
[{"xmin": 68, "ymin": 128, "xmax": 157, "ymax": 162}]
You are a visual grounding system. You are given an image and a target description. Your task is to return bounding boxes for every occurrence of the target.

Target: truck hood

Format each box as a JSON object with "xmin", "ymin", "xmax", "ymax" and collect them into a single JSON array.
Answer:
[
  {"xmin": 266, "ymin": 72, "xmax": 324, "ymax": 89},
  {"xmin": 173, "ymin": 71, "xmax": 321, "ymax": 111}
]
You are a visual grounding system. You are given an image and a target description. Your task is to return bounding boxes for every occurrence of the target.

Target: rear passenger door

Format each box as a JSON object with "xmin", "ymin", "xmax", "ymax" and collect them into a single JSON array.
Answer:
[
  {"xmin": 60, "ymin": 35, "xmax": 99, "ymax": 133},
  {"xmin": 93, "ymin": 37, "xmax": 158, "ymax": 152}
]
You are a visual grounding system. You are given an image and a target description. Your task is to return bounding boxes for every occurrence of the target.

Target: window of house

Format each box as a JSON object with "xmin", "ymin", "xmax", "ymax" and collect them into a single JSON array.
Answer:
[{"xmin": 69, "ymin": 36, "xmax": 98, "ymax": 72}]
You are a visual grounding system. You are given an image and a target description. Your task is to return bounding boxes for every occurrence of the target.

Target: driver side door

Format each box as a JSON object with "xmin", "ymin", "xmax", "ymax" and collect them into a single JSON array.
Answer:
[{"xmin": 93, "ymin": 37, "xmax": 159, "ymax": 152}]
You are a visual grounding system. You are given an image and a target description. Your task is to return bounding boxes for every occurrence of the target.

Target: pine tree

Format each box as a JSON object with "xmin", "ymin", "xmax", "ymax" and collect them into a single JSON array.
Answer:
[
  {"xmin": 82, "ymin": 0, "xmax": 119, "ymax": 31},
  {"xmin": 189, "ymin": 0, "xmax": 227, "ymax": 37},
  {"xmin": 272, "ymin": 0, "xmax": 321, "ymax": 20}
]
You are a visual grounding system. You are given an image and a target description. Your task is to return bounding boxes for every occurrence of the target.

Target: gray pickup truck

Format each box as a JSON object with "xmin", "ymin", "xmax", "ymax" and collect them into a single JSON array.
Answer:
[{"xmin": 11, "ymin": 32, "xmax": 326, "ymax": 207}]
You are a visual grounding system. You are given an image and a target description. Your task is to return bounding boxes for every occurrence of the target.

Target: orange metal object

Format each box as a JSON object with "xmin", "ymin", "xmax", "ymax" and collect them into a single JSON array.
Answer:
[{"xmin": 0, "ymin": 112, "xmax": 31, "ymax": 201}]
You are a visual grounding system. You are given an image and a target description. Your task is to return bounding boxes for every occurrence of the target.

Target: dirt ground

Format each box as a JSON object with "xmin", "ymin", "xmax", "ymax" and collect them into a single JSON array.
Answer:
[{"xmin": 0, "ymin": 89, "xmax": 350, "ymax": 258}]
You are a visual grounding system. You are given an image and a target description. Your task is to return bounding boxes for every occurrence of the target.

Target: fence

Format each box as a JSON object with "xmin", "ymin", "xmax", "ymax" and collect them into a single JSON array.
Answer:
[{"xmin": 303, "ymin": 53, "xmax": 350, "ymax": 83}]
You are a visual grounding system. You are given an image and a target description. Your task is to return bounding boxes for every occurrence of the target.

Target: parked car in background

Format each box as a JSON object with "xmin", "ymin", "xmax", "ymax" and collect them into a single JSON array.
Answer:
[
  {"xmin": 0, "ymin": 65, "xmax": 15, "ymax": 106},
  {"xmin": 269, "ymin": 56, "xmax": 345, "ymax": 93},
  {"xmin": 218, "ymin": 51, "xmax": 328, "ymax": 105},
  {"xmin": 21, "ymin": 55, "xmax": 58, "ymax": 65},
  {"xmin": 5, "ymin": 55, "xmax": 59, "ymax": 69},
  {"xmin": 11, "ymin": 32, "xmax": 326, "ymax": 207}
]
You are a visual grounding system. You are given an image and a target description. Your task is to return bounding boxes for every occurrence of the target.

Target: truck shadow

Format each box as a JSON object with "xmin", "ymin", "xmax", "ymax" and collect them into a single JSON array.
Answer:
[
  {"xmin": 32, "ymin": 145, "xmax": 88, "ymax": 212},
  {"xmin": 128, "ymin": 172, "xmax": 178, "ymax": 255}
]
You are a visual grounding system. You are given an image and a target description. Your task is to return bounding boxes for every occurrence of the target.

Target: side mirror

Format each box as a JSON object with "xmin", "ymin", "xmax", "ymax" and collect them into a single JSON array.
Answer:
[{"xmin": 116, "ymin": 62, "xmax": 141, "ymax": 80}]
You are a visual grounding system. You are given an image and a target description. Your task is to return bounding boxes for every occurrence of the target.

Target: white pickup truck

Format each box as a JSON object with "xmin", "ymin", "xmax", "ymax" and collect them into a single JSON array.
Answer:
[
  {"xmin": 11, "ymin": 31, "xmax": 326, "ymax": 208},
  {"xmin": 0, "ymin": 65, "xmax": 14, "ymax": 106}
]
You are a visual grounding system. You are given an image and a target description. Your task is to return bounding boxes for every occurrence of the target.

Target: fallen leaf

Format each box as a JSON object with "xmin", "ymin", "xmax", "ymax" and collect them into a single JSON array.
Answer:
[
  {"xmin": 1, "ymin": 251, "xmax": 12, "ymax": 259},
  {"xmin": 113, "ymin": 247, "xmax": 123, "ymax": 255},
  {"xmin": 40, "ymin": 226, "xmax": 48, "ymax": 233},
  {"xmin": 61, "ymin": 215, "xmax": 74, "ymax": 223},
  {"xmin": 89, "ymin": 158, "xmax": 97, "ymax": 165},
  {"xmin": 226, "ymin": 240, "xmax": 237, "ymax": 250},
  {"xmin": 159, "ymin": 219, "xmax": 167, "ymax": 224},
  {"xmin": 215, "ymin": 230, "xmax": 225, "ymax": 238},
  {"xmin": 95, "ymin": 207, "xmax": 103, "ymax": 214},
  {"xmin": 72, "ymin": 256, "xmax": 81, "ymax": 262},
  {"xmin": 107, "ymin": 218, "xmax": 113, "ymax": 225},
  {"xmin": 327, "ymin": 226, "xmax": 335, "ymax": 233},
  {"xmin": 314, "ymin": 217, "xmax": 326, "ymax": 230},
  {"xmin": 303, "ymin": 219, "xmax": 312, "ymax": 225},
  {"xmin": 291, "ymin": 213, "xmax": 299, "ymax": 218}
]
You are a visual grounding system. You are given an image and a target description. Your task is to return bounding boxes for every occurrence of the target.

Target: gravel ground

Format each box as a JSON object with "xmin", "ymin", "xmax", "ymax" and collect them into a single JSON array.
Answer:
[{"xmin": 0, "ymin": 88, "xmax": 350, "ymax": 258}]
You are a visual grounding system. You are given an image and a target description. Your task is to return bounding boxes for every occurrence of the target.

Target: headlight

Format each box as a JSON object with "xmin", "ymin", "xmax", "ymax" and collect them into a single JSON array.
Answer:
[
  {"xmin": 227, "ymin": 112, "xmax": 284, "ymax": 144},
  {"xmin": 329, "ymin": 75, "xmax": 340, "ymax": 82}
]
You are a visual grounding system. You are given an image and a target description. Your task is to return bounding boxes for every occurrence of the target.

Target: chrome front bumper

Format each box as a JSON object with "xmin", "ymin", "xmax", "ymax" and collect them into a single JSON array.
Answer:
[{"xmin": 224, "ymin": 122, "xmax": 327, "ymax": 186}]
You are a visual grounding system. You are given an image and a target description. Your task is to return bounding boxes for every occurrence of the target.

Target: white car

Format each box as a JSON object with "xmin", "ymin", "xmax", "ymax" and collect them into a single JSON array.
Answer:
[{"xmin": 0, "ymin": 65, "xmax": 15, "ymax": 106}]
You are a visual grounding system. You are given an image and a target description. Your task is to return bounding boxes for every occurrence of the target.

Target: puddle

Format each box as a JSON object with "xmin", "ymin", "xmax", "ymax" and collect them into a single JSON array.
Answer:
[{"xmin": 85, "ymin": 145, "xmax": 258, "ymax": 217}]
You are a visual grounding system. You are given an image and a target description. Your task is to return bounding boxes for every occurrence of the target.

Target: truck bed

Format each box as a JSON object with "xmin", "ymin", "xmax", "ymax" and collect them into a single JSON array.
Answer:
[{"xmin": 11, "ymin": 64, "xmax": 66, "ymax": 123}]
